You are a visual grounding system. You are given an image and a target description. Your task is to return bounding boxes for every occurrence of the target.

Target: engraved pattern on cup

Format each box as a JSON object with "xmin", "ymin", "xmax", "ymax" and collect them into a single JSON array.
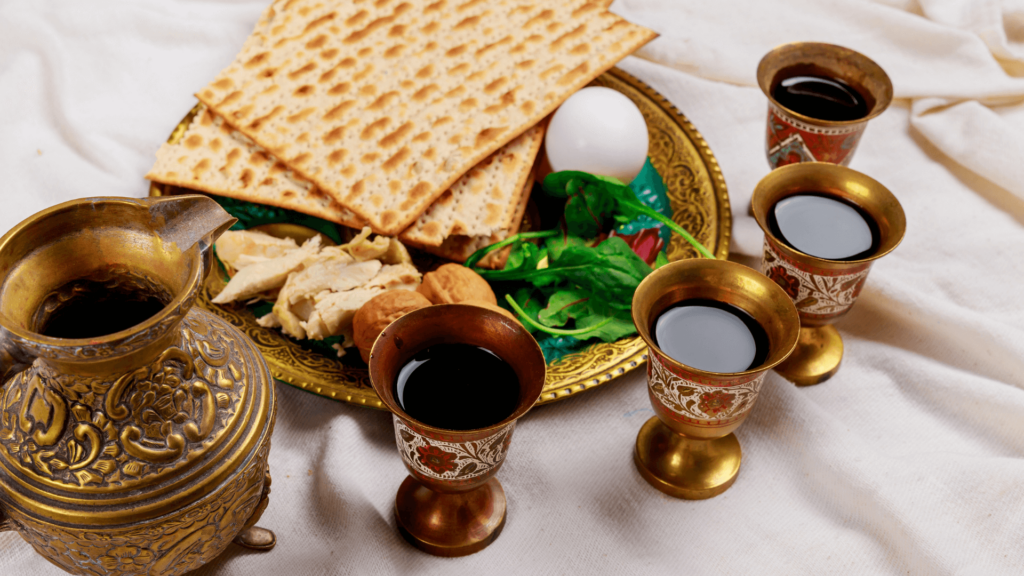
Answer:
[
  {"xmin": 761, "ymin": 238, "xmax": 872, "ymax": 321},
  {"xmin": 765, "ymin": 103, "xmax": 867, "ymax": 169},
  {"xmin": 647, "ymin": 351, "xmax": 766, "ymax": 430},
  {"xmin": 393, "ymin": 415, "xmax": 514, "ymax": 484}
]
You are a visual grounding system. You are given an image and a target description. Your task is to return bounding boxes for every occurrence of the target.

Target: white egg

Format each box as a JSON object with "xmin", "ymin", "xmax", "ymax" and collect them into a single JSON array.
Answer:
[{"xmin": 545, "ymin": 86, "xmax": 649, "ymax": 183}]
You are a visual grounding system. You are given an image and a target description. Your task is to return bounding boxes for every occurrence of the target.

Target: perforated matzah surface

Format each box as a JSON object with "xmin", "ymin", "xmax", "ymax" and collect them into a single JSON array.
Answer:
[
  {"xmin": 399, "ymin": 124, "xmax": 542, "ymax": 246},
  {"xmin": 146, "ymin": 104, "xmax": 368, "ymax": 229},
  {"xmin": 403, "ymin": 175, "xmax": 533, "ymax": 269},
  {"xmin": 147, "ymin": 103, "xmax": 540, "ymax": 248},
  {"xmin": 197, "ymin": 0, "xmax": 656, "ymax": 235}
]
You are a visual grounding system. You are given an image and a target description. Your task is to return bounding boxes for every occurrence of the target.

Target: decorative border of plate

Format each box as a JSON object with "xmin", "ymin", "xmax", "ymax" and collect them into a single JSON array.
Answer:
[{"xmin": 149, "ymin": 67, "xmax": 731, "ymax": 409}]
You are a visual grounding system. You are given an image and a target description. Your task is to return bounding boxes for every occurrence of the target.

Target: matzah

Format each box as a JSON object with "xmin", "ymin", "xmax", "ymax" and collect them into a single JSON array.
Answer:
[
  {"xmin": 147, "ymin": 103, "xmax": 540, "ymax": 251},
  {"xmin": 197, "ymin": 0, "xmax": 656, "ymax": 235},
  {"xmin": 399, "ymin": 124, "xmax": 542, "ymax": 247},
  {"xmin": 146, "ymin": 104, "xmax": 368, "ymax": 230},
  {"xmin": 404, "ymin": 175, "xmax": 534, "ymax": 269}
]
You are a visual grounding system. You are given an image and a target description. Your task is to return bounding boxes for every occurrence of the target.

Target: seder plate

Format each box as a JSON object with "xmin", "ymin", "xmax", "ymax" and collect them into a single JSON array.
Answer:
[{"xmin": 149, "ymin": 67, "xmax": 731, "ymax": 409}]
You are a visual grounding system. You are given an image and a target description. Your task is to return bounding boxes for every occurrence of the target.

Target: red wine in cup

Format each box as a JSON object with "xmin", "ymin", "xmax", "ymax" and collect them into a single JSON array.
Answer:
[
  {"xmin": 772, "ymin": 70, "xmax": 869, "ymax": 122},
  {"xmin": 395, "ymin": 343, "xmax": 520, "ymax": 431},
  {"xmin": 652, "ymin": 299, "xmax": 769, "ymax": 374},
  {"xmin": 769, "ymin": 193, "xmax": 879, "ymax": 261}
]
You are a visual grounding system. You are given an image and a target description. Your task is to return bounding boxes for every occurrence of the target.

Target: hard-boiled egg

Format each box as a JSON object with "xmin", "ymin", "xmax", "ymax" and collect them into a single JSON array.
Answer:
[{"xmin": 544, "ymin": 87, "xmax": 649, "ymax": 183}]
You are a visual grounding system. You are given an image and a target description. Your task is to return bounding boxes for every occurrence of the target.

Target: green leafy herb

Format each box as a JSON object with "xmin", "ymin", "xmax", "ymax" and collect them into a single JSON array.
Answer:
[
  {"xmin": 534, "ymin": 236, "xmax": 651, "ymax": 309},
  {"xmin": 463, "ymin": 230, "xmax": 557, "ymax": 284},
  {"xmin": 543, "ymin": 231, "xmax": 589, "ymax": 263},
  {"xmin": 537, "ymin": 289, "xmax": 590, "ymax": 327},
  {"xmin": 464, "ymin": 229, "xmax": 557, "ymax": 270},
  {"xmin": 542, "ymin": 171, "xmax": 715, "ymax": 259},
  {"xmin": 537, "ymin": 289, "xmax": 636, "ymax": 341},
  {"xmin": 505, "ymin": 295, "xmax": 614, "ymax": 336},
  {"xmin": 463, "ymin": 166, "xmax": 712, "ymax": 347},
  {"xmin": 210, "ymin": 195, "xmax": 346, "ymax": 244},
  {"xmin": 504, "ymin": 287, "xmax": 545, "ymax": 334},
  {"xmin": 620, "ymin": 158, "xmax": 674, "ymax": 247}
]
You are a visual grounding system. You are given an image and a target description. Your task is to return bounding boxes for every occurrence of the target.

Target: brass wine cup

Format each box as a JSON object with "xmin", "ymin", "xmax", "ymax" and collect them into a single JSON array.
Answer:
[
  {"xmin": 758, "ymin": 42, "xmax": 893, "ymax": 168},
  {"xmin": 368, "ymin": 304, "xmax": 546, "ymax": 557},
  {"xmin": 631, "ymin": 259, "xmax": 800, "ymax": 499},
  {"xmin": 752, "ymin": 162, "xmax": 906, "ymax": 385}
]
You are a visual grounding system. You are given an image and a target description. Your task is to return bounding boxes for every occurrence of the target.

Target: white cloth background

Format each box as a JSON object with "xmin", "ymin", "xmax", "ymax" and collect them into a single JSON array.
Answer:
[{"xmin": 1, "ymin": 0, "xmax": 1023, "ymax": 574}]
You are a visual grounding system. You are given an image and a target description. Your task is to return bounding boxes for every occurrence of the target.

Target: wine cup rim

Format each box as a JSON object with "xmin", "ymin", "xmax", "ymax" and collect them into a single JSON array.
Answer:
[
  {"xmin": 631, "ymin": 258, "xmax": 801, "ymax": 379},
  {"xmin": 367, "ymin": 303, "xmax": 547, "ymax": 436},
  {"xmin": 751, "ymin": 162, "xmax": 907, "ymax": 266},
  {"xmin": 757, "ymin": 41, "xmax": 894, "ymax": 127}
]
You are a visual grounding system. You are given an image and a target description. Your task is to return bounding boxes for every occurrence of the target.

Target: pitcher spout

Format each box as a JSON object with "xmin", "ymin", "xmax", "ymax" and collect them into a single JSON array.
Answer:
[{"xmin": 143, "ymin": 195, "xmax": 237, "ymax": 279}]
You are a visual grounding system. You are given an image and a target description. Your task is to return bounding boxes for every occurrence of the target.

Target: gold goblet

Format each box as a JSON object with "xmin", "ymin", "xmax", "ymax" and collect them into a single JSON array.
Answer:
[
  {"xmin": 752, "ymin": 162, "xmax": 907, "ymax": 385},
  {"xmin": 368, "ymin": 304, "xmax": 546, "ymax": 557},
  {"xmin": 631, "ymin": 259, "xmax": 800, "ymax": 499},
  {"xmin": 758, "ymin": 42, "xmax": 893, "ymax": 168}
]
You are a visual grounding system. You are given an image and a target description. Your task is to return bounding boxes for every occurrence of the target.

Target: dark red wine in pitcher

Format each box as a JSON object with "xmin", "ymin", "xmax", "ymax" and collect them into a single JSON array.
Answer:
[
  {"xmin": 652, "ymin": 299, "xmax": 769, "ymax": 374},
  {"xmin": 395, "ymin": 343, "xmax": 520, "ymax": 430},
  {"xmin": 38, "ymin": 275, "xmax": 171, "ymax": 339},
  {"xmin": 772, "ymin": 69, "xmax": 869, "ymax": 122}
]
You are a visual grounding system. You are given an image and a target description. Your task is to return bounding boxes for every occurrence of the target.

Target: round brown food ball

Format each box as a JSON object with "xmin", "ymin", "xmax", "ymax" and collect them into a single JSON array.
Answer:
[
  {"xmin": 461, "ymin": 299, "xmax": 521, "ymax": 326},
  {"xmin": 416, "ymin": 263, "xmax": 496, "ymax": 305},
  {"xmin": 353, "ymin": 290, "xmax": 433, "ymax": 363}
]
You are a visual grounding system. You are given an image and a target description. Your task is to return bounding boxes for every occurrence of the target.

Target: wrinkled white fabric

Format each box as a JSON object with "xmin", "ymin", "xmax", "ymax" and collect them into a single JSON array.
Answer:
[{"xmin": 1, "ymin": 1, "xmax": 1023, "ymax": 574}]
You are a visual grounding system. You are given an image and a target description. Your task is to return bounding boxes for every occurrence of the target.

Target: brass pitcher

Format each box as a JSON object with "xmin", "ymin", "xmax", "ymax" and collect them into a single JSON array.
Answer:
[{"xmin": 0, "ymin": 196, "xmax": 277, "ymax": 575}]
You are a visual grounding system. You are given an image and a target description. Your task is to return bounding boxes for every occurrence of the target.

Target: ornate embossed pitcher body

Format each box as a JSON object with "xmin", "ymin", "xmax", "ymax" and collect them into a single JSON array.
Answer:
[{"xmin": 0, "ymin": 196, "xmax": 277, "ymax": 575}]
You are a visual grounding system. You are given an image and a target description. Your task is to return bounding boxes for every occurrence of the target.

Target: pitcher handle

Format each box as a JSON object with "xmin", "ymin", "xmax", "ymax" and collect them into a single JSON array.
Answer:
[
  {"xmin": 0, "ymin": 329, "xmax": 30, "ymax": 534},
  {"xmin": 0, "ymin": 328, "xmax": 33, "ymax": 388}
]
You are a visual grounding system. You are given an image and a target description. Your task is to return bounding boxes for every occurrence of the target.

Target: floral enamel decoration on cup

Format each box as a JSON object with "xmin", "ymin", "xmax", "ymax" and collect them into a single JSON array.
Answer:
[
  {"xmin": 393, "ymin": 417, "xmax": 514, "ymax": 487},
  {"xmin": 368, "ymin": 304, "xmax": 546, "ymax": 557},
  {"xmin": 631, "ymin": 259, "xmax": 801, "ymax": 500},
  {"xmin": 752, "ymin": 162, "xmax": 906, "ymax": 386},
  {"xmin": 758, "ymin": 42, "xmax": 893, "ymax": 169}
]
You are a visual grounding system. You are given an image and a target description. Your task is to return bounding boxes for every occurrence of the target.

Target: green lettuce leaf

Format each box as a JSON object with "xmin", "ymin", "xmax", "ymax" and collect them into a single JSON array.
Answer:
[
  {"xmin": 542, "ymin": 170, "xmax": 714, "ymax": 259},
  {"xmin": 507, "ymin": 287, "xmax": 545, "ymax": 333},
  {"xmin": 543, "ymin": 230, "xmax": 589, "ymax": 263},
  {"xmin": 538, "ymin": 289, "xmax": 590, "ymax": 327},
  {"xmin": 538, "ymin": 289, "xmax": 638, "ymax": 341},
  {"xmin": 545, "ymin": 237, "xmax": 651, "ymax": 310}
]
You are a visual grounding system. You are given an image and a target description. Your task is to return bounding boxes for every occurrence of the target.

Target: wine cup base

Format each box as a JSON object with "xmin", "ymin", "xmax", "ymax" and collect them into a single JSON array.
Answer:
[
  {"xmin": 394, "ymin": 476, "xmax": 507, "ymax": 557},
  {"xmin": 633, "ymin": 417, "xmax": 741, "ymax": 500},
  {"xmin": 773, "ymin": 324, "xmax": 843, "ymax": 386}
]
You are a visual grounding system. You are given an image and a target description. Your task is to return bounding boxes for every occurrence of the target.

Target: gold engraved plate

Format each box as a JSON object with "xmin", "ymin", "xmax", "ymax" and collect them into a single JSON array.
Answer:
[{"xmin": 151, "ymin": 68, "xmax": 732, "ymax": 408}]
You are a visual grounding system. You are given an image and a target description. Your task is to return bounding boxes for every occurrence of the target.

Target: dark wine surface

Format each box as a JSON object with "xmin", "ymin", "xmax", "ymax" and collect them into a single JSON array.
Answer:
[
  {"xmin": 653, "ymin": 299, "xmax": 769, "ymax": 373},
  {"xmin": 38, "ymin": 277, "xmax": 170, "ymax": 339},
  {"xmin": 772, "ymin": 71, "xmax": 868, "ymax": 122},
  {"xmin": 395, "ymin": 343, "xmax": 520, "ymax": 431},
  {"xmin": 769, "ymin": 193, "xmax": 879, "ymax": 261}
]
